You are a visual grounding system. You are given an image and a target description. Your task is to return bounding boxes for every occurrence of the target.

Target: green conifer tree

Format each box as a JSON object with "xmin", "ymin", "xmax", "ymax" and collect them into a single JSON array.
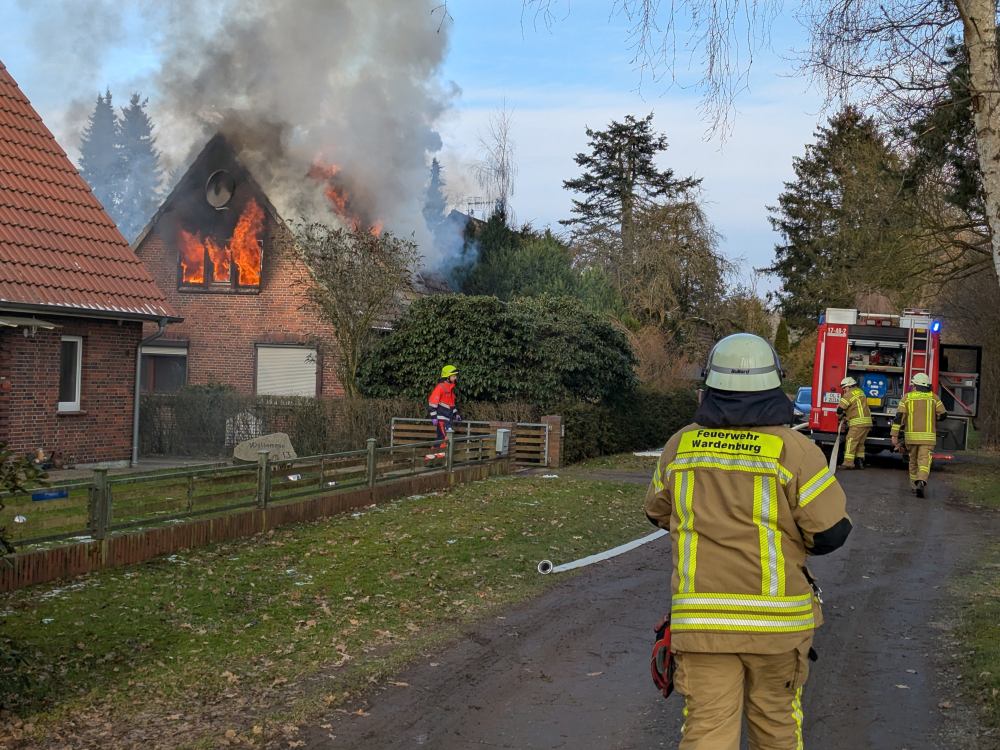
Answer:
[
  {"xmin": 116, "ymin": 93, "xmax": 163, "ymax": 242},
  {"xmin": 78, "ymin": 89, "xmax": 120, "ymax": 216}
]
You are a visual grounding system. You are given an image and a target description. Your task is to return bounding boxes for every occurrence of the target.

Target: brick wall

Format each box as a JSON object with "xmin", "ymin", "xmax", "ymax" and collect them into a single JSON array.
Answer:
[
  {"xmin": 135, "ymin": 206, "xmax": 344, "ymax": 398},
  {"xmin": 0, "ymin": 317, "xmax": 141, "ymax": 465}
]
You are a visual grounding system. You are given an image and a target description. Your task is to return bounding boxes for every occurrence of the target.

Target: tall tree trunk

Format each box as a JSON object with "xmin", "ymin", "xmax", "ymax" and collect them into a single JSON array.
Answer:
[{"xmin": 958, "ymin": 0, "xmax": 1000, "ymax": 285}]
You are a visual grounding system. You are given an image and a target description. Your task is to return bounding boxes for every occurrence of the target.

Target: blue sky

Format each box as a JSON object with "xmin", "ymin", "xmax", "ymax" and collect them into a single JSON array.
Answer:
[{"xmin": 2, "ymin": 0, "xmax": 829, "ymax": 289}]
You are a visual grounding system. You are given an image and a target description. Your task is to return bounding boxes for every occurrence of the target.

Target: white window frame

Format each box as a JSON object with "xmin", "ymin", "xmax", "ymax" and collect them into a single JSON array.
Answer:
[{"xmin": 58, "ymin": 335, "xmax": 83, "ymax": 412}]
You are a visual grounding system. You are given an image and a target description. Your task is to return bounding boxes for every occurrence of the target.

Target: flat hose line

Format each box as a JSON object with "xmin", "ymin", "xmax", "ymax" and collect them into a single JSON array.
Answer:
[{"xmin": 537, "ymin": 530, "xmax": 667, "ymax": 575}]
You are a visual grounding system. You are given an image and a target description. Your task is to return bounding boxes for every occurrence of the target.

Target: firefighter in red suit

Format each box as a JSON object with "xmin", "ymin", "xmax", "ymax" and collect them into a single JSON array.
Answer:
[{"xmin": 427, "ymin": 365, "xmax": 461, "ymax": 458}]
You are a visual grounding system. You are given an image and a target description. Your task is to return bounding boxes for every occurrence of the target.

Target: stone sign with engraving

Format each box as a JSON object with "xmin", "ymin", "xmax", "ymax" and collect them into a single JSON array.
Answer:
[{"xmin": 233, "ymin": 432, "xmax": 297, "ymax": 463}]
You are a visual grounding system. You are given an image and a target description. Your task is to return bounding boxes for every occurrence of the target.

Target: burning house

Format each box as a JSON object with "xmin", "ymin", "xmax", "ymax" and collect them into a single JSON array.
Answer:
[
  {"xmin": 0, "ymin": 61, "xmax": 178, "ymax": 467},
  {"xmin": 133, "ymin": 134, "xmax": 348, "ymax": 398}
]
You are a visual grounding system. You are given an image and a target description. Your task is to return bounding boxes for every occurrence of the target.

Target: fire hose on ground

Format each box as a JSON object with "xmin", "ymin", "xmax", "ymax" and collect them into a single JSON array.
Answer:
[{"xmin": 537, "ymin": 529, "xmax": 667, "ymax": 575}]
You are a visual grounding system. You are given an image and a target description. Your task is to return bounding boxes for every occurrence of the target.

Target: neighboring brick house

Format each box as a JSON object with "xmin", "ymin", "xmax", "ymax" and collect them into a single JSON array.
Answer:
[
  {"xmin": 0, "ymin": 61, "xmax": 178, "ymax": 467},
  {"xmin": 133, "ymin": 135, "xmax": 345, "ymax": 398}
]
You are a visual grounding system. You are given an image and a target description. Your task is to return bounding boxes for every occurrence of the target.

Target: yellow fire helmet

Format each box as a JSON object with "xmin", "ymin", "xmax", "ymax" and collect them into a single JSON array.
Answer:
[
  {"xmin": 441, "ymin": 365, "xmax": 459, "ymax": 378},
  {"xmin": 840, "ymin": 376, "xmax": 857, "ymax": 388}
]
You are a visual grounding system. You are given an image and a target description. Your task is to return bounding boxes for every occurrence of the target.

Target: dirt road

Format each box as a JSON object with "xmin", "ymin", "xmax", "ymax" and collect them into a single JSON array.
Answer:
[{"xmin": 301, "ymin": 458, "xmax": 997, "ymax": 749}]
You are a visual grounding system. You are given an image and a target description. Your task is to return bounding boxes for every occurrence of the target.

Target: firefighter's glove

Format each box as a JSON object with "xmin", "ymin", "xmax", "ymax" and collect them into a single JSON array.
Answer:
[{"xmin": 650, "ymin": 615, "xmax": 676, "ymax": 700}]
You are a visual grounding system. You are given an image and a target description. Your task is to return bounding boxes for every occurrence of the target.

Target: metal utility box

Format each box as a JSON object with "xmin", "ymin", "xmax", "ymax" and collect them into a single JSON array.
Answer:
[{"xmin": 495, "ymin": 428, "xmax": 511, "ymax": 457}]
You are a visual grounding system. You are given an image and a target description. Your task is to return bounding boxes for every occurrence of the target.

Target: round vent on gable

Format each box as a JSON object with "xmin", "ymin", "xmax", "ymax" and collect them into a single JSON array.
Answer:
[{"xmin": 205, "ymin": 169, "xmax": 236, "ymax": 209}]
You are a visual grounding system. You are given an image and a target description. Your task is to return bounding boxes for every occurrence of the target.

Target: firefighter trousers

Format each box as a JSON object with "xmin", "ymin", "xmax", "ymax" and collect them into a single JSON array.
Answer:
[
  {"xmin": 674, "ymin": 647, "xmax": 810, "ymax": 750},
  {"xmin": 843, "ymin": 425, "xmax": 870, "ymax": 463},
  {"xmin": 908, "ymin": 444, "xmax": 933, "ymax": 483}
]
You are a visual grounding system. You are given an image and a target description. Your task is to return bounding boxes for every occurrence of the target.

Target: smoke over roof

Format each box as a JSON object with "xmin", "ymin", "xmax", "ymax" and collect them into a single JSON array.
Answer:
[{"xmin": 23, "ymin": 0, "xmax": 459, "ymax": 265}]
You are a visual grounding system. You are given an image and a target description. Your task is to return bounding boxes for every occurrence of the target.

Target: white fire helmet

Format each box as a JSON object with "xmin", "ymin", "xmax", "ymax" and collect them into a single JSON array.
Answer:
[
  {"xmin": 911, "ymin": 372, "xmax": 931, "ymax": 387},
  {"xmin": 703, "ymin": 333, "xmax": 784, "ymax": 392},
  {"xmin": 840, "ymin": 376, "xmax": 857, "ymax": 388}
]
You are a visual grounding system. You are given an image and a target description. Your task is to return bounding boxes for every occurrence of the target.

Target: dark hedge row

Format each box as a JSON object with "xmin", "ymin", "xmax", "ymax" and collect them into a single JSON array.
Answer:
[
  {"xmin": 560, "ymin": 387, "xmax": 699, "ymax": 464},
  {"xmin": 359, "ymin": 295, "xmax": 637, "ymax": 408}
]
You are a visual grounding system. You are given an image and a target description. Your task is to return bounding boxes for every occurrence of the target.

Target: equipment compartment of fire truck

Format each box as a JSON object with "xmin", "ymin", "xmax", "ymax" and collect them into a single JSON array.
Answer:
[{"xmin": 808, "ymin": 308, "xmax": 981, "ymax": 453}]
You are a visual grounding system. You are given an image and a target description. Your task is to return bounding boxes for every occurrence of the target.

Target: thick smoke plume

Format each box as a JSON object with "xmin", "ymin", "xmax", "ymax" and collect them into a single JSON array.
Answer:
[
  {"xmin": 21, "ymin": 0, "xmax": 457, "ymax": 265},
  {"xmin": 153, "ymin": 0, "xmax": 455, "ymax": 263}
]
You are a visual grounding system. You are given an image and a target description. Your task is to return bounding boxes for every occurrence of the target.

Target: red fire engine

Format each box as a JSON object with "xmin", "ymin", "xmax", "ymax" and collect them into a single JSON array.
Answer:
[{"xmin": 809, "ymin": 308, "xmax": 981, "ymax": 453}]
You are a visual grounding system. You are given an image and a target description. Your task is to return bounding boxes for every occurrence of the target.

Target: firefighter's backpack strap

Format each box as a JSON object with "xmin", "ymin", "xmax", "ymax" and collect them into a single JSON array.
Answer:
[{"xmin": 650, "ymin": 614, "xmax": 676, "ymax": 699}]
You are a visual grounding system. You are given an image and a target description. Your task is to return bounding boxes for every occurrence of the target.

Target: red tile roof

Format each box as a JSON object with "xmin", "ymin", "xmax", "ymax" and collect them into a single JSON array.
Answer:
[{"xmin": 0, "ymin": 61, "xmax": 177, "ymax": 320}]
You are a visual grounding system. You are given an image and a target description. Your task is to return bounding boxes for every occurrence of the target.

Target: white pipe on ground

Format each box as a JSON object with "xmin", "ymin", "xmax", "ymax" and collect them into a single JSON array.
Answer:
[{"xmin": 537, "ymin": 529, "xmax": 668, "ymax": 574}]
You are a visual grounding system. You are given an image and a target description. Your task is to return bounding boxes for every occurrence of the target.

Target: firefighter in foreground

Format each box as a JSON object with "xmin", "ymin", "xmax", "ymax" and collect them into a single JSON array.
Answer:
[
  {"xmin": 426, "ymin": 364, "xmax": 461, "ymax": 460},
  {"xmin": 645, "ymin": 333, "xmax": 852, "ymax": 749},
  {"xmin": 837, "ymin": 376, "xmax": 872, "ymax": 469},
  {"xmin": 890, "ymin": 372, "xmax": 946, "ymax": 497}
]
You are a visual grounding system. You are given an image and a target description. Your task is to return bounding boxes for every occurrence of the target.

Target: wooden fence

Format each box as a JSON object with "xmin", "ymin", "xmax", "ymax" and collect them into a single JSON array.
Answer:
[
  {"xmin": 1, "ymin": 434, "xmax": 508, "ymax": 592},
  {"xmin": 390, "ymin": 416, "xmax": 562, "ymax": 467}
]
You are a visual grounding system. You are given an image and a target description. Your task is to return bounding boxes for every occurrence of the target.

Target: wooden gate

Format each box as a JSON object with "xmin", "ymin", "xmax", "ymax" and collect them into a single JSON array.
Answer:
[{"xmin": 390, "ymin": 419, "xmax": 551, "ymax": 466}]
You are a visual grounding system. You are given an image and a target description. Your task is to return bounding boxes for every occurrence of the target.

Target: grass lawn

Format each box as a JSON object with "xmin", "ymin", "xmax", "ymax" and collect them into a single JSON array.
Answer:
[
  {"xmin": 952, "ymin": 453, "xmax": 1000, "ymax": 511},
  {"xmin": 951, "ymin": 454, "xmax": 1000, "ymax": 729},
  {"xmin": 0, "ymin": 475, "xmax": 650, "ymax": 748}
]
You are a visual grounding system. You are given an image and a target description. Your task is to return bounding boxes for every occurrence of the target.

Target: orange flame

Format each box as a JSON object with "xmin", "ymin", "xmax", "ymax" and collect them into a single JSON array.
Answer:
[
  {"xmin": 179, "ymin": 198, "xmax": 264, "ymax": 285},
  {"xmin": 206, "ymin": 237, "xmax": 230, "ymax": 282},
  {"xmin": 232, "ymin": 199, "xmax": 264, "ymax": 285},
  {"xmin": 308, "ymin": 161, "xmax": 383, "ymax": 236},
  {"xmin": 179, "ymin": 228, "xmax": 205, "ymax": 284}
]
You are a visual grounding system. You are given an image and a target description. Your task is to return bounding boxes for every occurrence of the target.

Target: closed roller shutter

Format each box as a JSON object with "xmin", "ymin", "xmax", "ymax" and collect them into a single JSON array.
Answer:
[{"xmin": 256, "ymin": 346, "xmax": 317, "ymax": 396}]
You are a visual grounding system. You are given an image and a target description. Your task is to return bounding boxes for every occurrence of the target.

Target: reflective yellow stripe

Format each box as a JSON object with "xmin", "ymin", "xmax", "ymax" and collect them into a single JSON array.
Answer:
[
  {"xmin": 753, "ymin": 476, "xmax": 785, "ymax": 596},
  {"xmin": 671, "ymin": 614, "xmax": 815, "ymax": 632},
  {"xmin": 906, "ymin": 432, "xmax": 936, "ymax": 441},
  {"xmin": 798, "ymin": 468, "xmax": 835, "ymax": 507},
  {"xmin": 793, "ymin": 687, "xmax": 804, "ymax": 750},
  {"xmin": 667, "ymin": 455, "xmax": 792, "ymax": 485},
  {"xmin": 672, "ymin": 593, "xmax": 812, "ymax": 611},
  {"xmin": 671, "ymin": 594, "xmax": 815, "ymax": 633},
  {"xmin": 651, "ymin": 462, "xmax": 665, "ymax": 493},
  {"xmin": 674, "ymin": 470, "xmax": 697, "ymax": 594},
  {"xmin": 848, "ymin": 416, "xmax": 872, "ymax": 426}
]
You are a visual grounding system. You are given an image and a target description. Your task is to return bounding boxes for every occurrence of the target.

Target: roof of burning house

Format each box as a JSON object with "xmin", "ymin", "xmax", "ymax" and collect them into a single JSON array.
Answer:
[
  {"xmin": 0, "ymin": 61, "xmax": 177, "ymax": 321},
  {"xmin": 411, "ymin": 270, "xmax": 453, "ymax": 295},
  {"xmin": 132, "ymin": 133, "xmax": 285, "ymax": 251},
  {"xmin": 137, "ymin": 132, "xmax": 455, "ymax": 303}
]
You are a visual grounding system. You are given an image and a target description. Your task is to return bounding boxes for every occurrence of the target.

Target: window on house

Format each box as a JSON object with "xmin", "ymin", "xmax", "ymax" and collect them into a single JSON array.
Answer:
[
  {"xmin": 140, "ymin": 347, "xmax": 188, "ymax": 394},
  {"xmin": 177, "ymin": 198, "xmax": 264, "ymax": 292},
  {"xmin": 58, "ymin": 336, "xmax": 82, "ymax": 411},
  {"xmin": 256, "ymin": 345, "xmax": 318, "ymax": 397}
]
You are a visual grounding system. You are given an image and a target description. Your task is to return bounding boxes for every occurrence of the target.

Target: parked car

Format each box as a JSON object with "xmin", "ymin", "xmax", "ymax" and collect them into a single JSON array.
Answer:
[{"xmin": 793, "ymin": 386, "xmax": 812, "ymax": 423}]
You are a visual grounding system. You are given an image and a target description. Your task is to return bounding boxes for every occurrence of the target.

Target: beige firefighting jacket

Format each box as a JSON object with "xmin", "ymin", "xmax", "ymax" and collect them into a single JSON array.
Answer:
[
  {"xmin": 890, "ymin": 390, "xmax": 946, "ymax": 446},
  {"xmin": 838, "ymin": 386, "xmax": 872, "ymax": 427},
  {"xmin": 645, "ymin": 424, "xmax": 850, "ymax": 654}
]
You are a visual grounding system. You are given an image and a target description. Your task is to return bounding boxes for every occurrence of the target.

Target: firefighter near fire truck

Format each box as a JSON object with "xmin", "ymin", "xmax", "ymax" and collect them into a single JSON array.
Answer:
[
  {"xmin": 806, "ymin": 308, "xmax": 980, "ymax": 464},
  {"xmin": 891, "ymin": 372, "xmax": 947, "ymax": 497},
  {"xmin": 837, "ymin": 376, "xmax": 872, "ymax": 470},
  {"xmin": 426, "ymin": 364, "xmax": 461, "ymax": 460},
  {"xmin": 645, "ymin": 333, "xmax": 852, "ymax": 749}
]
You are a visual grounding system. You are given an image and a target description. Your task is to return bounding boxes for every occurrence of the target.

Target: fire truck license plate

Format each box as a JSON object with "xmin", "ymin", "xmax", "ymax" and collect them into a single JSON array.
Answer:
[{"xmin": 823, "ymin": 392, "xmax": 841, "ymax": 404}]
